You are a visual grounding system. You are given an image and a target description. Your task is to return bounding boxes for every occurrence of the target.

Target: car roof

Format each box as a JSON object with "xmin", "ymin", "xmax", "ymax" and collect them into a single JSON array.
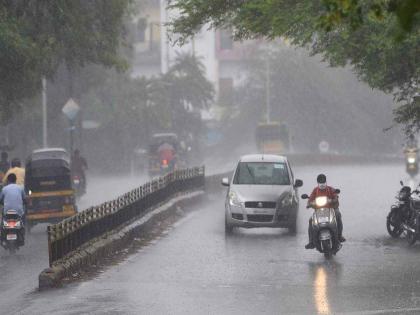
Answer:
[
  {"xmin": 30, "ymin": 148, "xmax": 69, "ymax": 162},
  {"xmin": 239, "ymin": 154, "xmax": 288, "ymax": 163}
]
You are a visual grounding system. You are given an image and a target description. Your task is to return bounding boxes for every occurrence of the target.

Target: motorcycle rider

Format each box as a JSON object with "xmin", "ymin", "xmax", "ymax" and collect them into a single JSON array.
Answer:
[
  {"xmin": 0, "ymin": 173, "xmax": 26, "ymax": 245},
  {"xmin": 2, "ymin": 158, "xmax": 25, "ymax": 186},
  {"xmin": 305, "ymin": 174, "xmax": 345, "ymax": 249},
  {"xmin": 72, "ymin": 149, "xmax": 88, "ymax": 189}
]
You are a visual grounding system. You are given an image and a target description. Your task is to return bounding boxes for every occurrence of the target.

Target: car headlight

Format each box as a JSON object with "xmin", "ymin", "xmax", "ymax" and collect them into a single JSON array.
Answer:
[
  {"xmin": 408, "ymin": 157, "xmax": 417, "ymax": 164},
  {"xmin": 281, "ymin": 194, "xmax": 293, "ymax": 207},
  {"xmin": 315, "ymin": 196, "xmax": 328, "ymax": 207},
  {"xmin": 229, "ymin": 191, "xmax": 242, "ymax": 207}
]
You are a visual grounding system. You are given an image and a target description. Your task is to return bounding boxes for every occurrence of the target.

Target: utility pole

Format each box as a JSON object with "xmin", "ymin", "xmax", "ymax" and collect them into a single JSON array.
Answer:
[
  {"xmin": 42, "ymin": 76, "xmax": 48, "ymax": 147},
  {"xmin": 265, "ymin": 56, "xmax": 271, "ymax": 124}
]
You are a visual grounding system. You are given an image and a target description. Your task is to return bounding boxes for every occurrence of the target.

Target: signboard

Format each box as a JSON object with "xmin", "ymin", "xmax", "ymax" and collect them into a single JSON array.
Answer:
[{"xmin": 62, "ymin": 98, "xmax": 80, "ymax": 121}]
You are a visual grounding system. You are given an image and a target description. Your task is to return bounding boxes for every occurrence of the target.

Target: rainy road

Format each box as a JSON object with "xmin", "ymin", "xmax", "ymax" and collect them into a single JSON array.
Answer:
[
  {"xmin": 0, "ymin": 174, "xmax": 145, "ymax": 314},
  {"xmin": 6, "ymin": 164, "xmax": 420, "ymax": 314}
]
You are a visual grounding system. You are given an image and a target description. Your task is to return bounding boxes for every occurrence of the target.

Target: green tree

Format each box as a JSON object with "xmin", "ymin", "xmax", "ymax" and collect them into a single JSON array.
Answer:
[
  {"xmin": 169, "ymin": 0, "xmax": 419, "ymax": 133},
  {"xmin": 0, "ymin": 0, "xmax": 131, "ymax": 121}
]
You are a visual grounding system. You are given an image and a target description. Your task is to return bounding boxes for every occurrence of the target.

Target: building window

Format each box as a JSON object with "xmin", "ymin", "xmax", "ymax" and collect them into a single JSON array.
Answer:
[
  {"xmin": 137, "ymin": 18, "xmax": 147, "ymax": 43},
  {"xmin": 220, "ymin": 29, "xmax": 233, "ymax": 50},
  {"xmin": 219, "ymin": 78, "xmax": 234, "ymax": 106}
]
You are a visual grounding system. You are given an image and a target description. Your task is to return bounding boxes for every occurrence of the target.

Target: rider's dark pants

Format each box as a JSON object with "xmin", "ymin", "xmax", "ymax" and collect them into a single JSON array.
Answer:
[{"xmin": 308, "ymin": 209, "xmax": 343, "ymax": 243}]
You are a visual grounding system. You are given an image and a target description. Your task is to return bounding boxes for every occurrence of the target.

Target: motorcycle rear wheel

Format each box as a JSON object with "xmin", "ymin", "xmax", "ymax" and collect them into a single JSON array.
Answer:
[{"xmin": 386, "ymin": 212, "xmax": 403, "ymax": 238}]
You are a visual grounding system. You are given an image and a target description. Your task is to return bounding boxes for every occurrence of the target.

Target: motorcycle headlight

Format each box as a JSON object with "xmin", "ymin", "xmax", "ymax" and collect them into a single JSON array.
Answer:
[
  {"xmin": 229, "ymin": 191, "xmax": 242, "ymax": 207},
  {"xmin": 408, "ymin": 157, "xmax": 417, "ymax": 164},
  {"xmin": 281, "ymin": 194, "xmax": 293, "ymax": 207},
  {"xmin": 315, "ymin": 196, "xmax": 328, "ymax": 207}
]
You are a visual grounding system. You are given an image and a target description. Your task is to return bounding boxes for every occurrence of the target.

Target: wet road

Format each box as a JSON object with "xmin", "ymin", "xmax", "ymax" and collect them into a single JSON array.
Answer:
[
  {"xmin": 0, "ymin": 174, "xmax": 146, "ymax": 314},
  {"xmin": 6, "ymin": 164, "xmax": 420, "ymax": 314}
]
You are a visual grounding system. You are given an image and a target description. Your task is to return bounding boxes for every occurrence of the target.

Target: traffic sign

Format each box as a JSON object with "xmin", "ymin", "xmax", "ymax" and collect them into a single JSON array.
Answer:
[{"xmin": 62, "ymin": 98, "xmax": 80, "ymax": 121}]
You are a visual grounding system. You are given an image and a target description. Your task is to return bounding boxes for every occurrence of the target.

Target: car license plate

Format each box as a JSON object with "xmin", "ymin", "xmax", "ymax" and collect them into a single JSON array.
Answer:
[
  {"xmin": 253, "ymin": 209, "xmax": 268, "ymax": 214},
  {"xmin": 6, "ymin": 234, "xmax": 17, "ymax": 241}
]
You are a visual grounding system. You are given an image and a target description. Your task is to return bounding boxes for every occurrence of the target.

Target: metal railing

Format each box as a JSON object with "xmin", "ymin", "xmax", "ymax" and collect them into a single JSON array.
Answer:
[{"xmin": 47, "ymin": 167, "xmax": 205, "ymax": 266}]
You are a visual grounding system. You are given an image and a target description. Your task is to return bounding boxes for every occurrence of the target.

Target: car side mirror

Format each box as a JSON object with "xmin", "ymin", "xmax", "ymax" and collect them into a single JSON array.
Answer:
[
  {"xmin": 400, "ymin": 180, "xmax": 404, "ymax": 186},
  {"xmin": 294, "ymin": 179, "xmax": 303, "ymax": 188},
  {"xmin": 221, "ymin": 177, "xmax": 230, "ymax": 187},
  {"xmin": 301, "ymin": 194, "xmax": 309, "ymax": 199},
  {"xmin": 335, "ymin": 189, "xmax": 341, "ymax": 194}
]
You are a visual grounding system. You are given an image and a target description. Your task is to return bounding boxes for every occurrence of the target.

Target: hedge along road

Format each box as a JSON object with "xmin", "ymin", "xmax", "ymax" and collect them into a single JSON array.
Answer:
[
  {"xmin": 0, "ymin": 174, "xmax": 146, "ymax": 313},
  {"xmin": 11, "ymin": 163, "xmax": 420, "ymax": 315}
]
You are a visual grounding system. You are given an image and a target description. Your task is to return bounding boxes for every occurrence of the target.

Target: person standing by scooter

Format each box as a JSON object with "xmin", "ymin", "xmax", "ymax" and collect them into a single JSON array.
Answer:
[{"xmin": 305, "ymin": 174, "xmax": 345, "ymax": 249}]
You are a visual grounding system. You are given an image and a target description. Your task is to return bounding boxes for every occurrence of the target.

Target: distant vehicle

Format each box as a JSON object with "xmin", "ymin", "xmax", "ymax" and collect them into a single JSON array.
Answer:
[
  {"xmin": 255, "ymin": 122, "xmax": 289, "ymax": 155},
  {"xmin": 405, "ymin": 148, "xmax": 418, "ymax": 177},
  {"xmin": 148, "ymin": 133, "xmax": 180, "ymax": 177},
  {"xmin": 222, "ymin": 154, "xmax": 302, "ymax": 234},
  {"xmin": 25, "ymin": 148, "xmax": 77, "ymax": 230}
]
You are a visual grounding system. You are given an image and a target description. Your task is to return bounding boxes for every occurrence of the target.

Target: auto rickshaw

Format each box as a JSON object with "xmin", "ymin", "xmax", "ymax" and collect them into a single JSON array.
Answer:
[
  {"xmin": 148, "ymin": 133, "xmax": 180, "ymax": 177},
  {"xmin": 25, "ymin": 148, "xmax": 77, "ymax": 230}
]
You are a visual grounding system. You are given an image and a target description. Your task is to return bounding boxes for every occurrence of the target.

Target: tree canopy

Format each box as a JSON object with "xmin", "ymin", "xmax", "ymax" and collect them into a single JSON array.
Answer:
[
  {"xmin": 169, "ymin": 0, "xmax": 419, "ymax": 133},
  {"xmin": 0, "ymin": 0, "xmax": 131, "ymax": 121}
]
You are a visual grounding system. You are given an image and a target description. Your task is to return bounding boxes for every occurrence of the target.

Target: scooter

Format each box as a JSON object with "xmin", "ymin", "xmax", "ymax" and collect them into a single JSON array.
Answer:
[
  {"xmin": 302, "ymin": 191, "xmax": 342, "ymax": 259},
  {"xmin": 72, "ymin": 173, "xmax": 86, "ymax": 198},
  {"xmin": 1, "ymin": 209, "xmax": 24, "ymax": 254}
]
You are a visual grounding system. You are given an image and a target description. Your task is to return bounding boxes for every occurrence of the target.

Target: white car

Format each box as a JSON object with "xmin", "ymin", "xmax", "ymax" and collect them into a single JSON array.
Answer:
[{"xmin": 222, "ymin": 154, "xmax": 303, "ymax": 234}]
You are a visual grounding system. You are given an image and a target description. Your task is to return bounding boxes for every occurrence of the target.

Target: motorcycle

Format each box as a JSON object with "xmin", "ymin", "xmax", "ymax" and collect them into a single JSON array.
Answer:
[
  {"xmin": 1, "ymin": 209, "xmax": 24, "ymax": 254},
  {"xmin": 406, "ymin": 150, "xmax": 418, "ymax": 177},
  {"xmin": 386, "ymin": 181, "xmax": 416, "ymax": 238},
  {"xmin": 72, "ymin": 173, "xmax": 86, "ymax": 198},
  {"xmin": 400, "ymin": 186, "xmax": 420, "ymax": 246},
  {"xmin": 301, "ymin": 191, "xmax": 341, "ymax": 259}
]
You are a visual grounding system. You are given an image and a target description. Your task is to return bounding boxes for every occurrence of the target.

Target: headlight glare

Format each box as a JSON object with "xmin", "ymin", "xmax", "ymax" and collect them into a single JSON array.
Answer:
[
  {"xmin": 315, "ymin": 196, "xmax": 328, "ymax": 207},
  {"xmin": 229, "ymin": 191, "xmax": 242, "ymax": 206}
]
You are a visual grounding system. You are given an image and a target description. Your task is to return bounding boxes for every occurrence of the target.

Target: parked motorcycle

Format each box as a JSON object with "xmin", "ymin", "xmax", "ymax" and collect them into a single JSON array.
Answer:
[
  {"xmin": 1, "ymin": 209, "xmax": 24, "ymax": 254},
  {"xmin": 386, "ymin": 181, "xmax": 416, "ymax": 238},
  {"xmin": 400, "ymin": 184, "xmax": 420, "ymax": 245},
  {"xmin": 302, "ymin": 191, "xmax": 342, "ymax": 259}
]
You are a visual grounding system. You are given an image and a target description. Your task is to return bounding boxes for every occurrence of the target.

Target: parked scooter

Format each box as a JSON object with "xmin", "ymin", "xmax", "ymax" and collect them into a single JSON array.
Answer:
[
  {"xmin": 1, "ymin": 209, "xmax": 24, "ymax": 254},
  {"xmin": 386, "ymin": 181, "xmax": 417, "ymax": 238},
  {"xmin": 302, "ymin": 190, "xmax": 342, "ymax": 259}
]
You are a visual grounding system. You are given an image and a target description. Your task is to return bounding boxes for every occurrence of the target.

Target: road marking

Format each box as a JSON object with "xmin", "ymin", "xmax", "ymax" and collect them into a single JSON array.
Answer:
[{"xmin": 338, "ymin": 307, "xmax": 420, "ymax": 315}]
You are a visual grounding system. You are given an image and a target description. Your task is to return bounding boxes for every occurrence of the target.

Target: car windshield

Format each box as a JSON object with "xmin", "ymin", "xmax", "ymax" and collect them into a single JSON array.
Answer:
[{"xmin": 233, "ymin": 162, "xmax": 290, "ymax": 185}]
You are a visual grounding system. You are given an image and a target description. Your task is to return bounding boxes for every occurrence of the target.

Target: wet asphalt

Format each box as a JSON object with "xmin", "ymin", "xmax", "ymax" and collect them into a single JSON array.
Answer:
[{"xmin": 5, "ymin": 165, "xmax": 420, "ymax": 314}]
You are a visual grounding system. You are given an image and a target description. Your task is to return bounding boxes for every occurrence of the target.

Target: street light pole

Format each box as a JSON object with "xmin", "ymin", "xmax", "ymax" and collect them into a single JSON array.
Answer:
[
  {"xmin": 42, "ymin": 77, "xmax": 48, "ymax": 147},
  {"xmin": 265, "ymin": 56, "xmax": 271, "ymax": 124}
]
